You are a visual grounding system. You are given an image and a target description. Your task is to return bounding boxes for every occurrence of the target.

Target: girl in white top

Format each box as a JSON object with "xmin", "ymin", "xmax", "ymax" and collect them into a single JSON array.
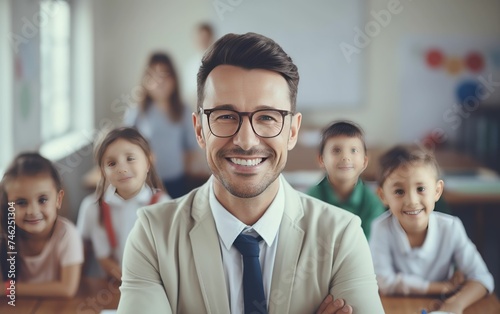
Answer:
[
  {"xmin": 0, "ymin": 153, "xmax": 83, "ymax": 297},
  {"xmin": 78, "ymin": 127, "xmax": 169, "ymax": 281},
  {"xmin": 370, "ymin": 146, "xmax": 494, "ymax": 314}
]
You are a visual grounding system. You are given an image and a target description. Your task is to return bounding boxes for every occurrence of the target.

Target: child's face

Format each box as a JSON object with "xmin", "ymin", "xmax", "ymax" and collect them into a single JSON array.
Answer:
[
  {"xmin": 102, "ymin": 138, "xmax": 150, "ymax": 200},
  {"xmin": 378, "ymin": 162, "xmax": 444, "ymax": 235},
  {"xmin": 6, "ymin": 174, "xmax": 63, "ymax": 237},
  {"xmin": 319, "ymin": 135, "xmax": 367, "ymax": 185}
]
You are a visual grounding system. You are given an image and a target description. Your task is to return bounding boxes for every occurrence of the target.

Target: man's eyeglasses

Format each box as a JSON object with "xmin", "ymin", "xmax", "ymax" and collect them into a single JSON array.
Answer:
[{"xmin": 200, "ymin": 108, "xmax": 294, "ymax": 138}]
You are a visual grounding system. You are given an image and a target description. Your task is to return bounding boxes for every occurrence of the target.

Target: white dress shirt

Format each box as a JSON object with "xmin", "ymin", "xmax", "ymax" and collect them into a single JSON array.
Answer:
[
  {"xmin": 209, "ymin": 177, "xmax": 284, "ymax": 314},
  {"xmin": 369, "ymin": 211, "xmax": 494, "ymax": 295}
]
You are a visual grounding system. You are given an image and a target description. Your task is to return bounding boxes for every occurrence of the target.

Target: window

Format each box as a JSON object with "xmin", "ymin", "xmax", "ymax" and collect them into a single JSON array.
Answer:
[
  {"xmin": 0, "ymin": 0, "xmax": 13, "ymax": 173},
  {"xmin": 39, "ymin": 0, "xmax": 94, "ymax": 162},
  {"xmin": 40, "ymin": 0, "xmax": 71, "ymax": 141},
  {"xmin": 3, "ymin": 0, "xmax": 93, "ymax": 171}
]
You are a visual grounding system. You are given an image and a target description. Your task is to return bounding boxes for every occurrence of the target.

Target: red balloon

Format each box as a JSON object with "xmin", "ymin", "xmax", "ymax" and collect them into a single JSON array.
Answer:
[
  {"xmin": 426, "ymin": 49, "xmax": 444, "ymax": 68},
  {"xmin": 465, "ymin": 52, "xmax": 484, "ymax": 72}
]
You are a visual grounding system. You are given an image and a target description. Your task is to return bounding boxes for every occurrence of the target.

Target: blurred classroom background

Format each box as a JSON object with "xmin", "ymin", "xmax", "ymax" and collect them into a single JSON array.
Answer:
[{"xmin": 1, "ymin": 0, "xmax": 499, "ymax": 298}]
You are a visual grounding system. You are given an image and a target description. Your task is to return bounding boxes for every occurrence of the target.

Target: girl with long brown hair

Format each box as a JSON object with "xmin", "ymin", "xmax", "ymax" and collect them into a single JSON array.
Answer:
[
  {"xmin": 77, "ymin": 127, "xmax": 169, "ymax": 281},
  {"xmin": 123, "ymin": 52, "xmax": 201, "ymax": 198}
]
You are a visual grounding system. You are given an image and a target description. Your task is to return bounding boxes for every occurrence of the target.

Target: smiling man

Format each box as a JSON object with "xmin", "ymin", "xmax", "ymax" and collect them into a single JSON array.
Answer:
[{"xmin": 117, "ymin": 33, "xmax": 384, "ymax": 314}]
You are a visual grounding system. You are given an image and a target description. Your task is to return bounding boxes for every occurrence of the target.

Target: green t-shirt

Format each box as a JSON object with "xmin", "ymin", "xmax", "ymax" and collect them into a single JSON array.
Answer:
[{"xmin": 307, "ymin": 176, "xmax": 385, "ymax": 239}]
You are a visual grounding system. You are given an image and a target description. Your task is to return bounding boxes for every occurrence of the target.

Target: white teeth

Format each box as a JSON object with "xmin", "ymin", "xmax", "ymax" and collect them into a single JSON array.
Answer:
[
  {"xmin": 404, "ymin": 209, "xmax": 423, "ymax": 215},
  {"xmin": 230, "ymin": 158, "xmax": 263, "ymax": 166}
]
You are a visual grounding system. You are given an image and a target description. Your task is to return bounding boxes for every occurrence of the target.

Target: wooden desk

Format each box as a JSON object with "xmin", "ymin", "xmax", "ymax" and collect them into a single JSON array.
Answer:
[
  {"xmin": 363, "ymin": 147, "xmax": 487, "ymax": 182},
  {"xmin": 2, "ymin": 279, "xmax": 499, "ymax": 314},
  {"xmin": 287, "ymin": 144, "xmax": 500, "ymax": 208},
  {"xmin": 0, "ymin": 298, "xmax": 39, "ymax": 314},
  {"xmin": 0, "ymin": 278, "xmax": 120, "ymax": 314},
  {"xmin": 381, "ymin": 294, "xmax": 500, "ymax": 314},
  {"xmin": 286, "ymin": 144, "xmax": 488, "ymax": 181}
]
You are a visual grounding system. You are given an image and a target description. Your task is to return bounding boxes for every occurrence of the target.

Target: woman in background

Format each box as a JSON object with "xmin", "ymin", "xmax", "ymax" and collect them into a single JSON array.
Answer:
[{"xmin": 124, "ymin": 52, "xmax": 203, "ymax": 198}]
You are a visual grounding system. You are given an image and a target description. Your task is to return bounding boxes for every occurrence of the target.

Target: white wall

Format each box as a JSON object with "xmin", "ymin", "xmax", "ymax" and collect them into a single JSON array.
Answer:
[
  {"xmin": 1, "ymin": 0, "xmax": 499, "ymax": 220},
  {"xmin": 304, "ymin": 0, "xmax": 500, "ymax": 146},
  {"xmin": 92, "ymin": 0, "xmax": 213, "ymax": 130},
  {"xmin": 9, "ymin": 0, "xmax": 42, "ymax": 152},
  {"xmin": 0, "ymin": 0, "xmax": 13, "ymax": 171},
  {"xmin": 2, "ymin": 0, "xmax": 96, "ymax": 220},
  {"xmin": 91, "ymin": 0, "xmax": 500, "ymax": 147}
]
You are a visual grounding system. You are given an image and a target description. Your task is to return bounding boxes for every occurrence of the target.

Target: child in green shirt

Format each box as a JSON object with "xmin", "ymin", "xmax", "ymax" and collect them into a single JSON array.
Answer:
[{"xmin": 307, "ymin": 121, "xmax": 385, "ymax": 239}]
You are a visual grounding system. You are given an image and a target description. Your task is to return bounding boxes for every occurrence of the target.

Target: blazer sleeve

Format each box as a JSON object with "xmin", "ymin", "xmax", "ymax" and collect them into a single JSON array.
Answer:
[
  {"xmin": 117, "ymin": 210, "xmax": 173, "ymax": 314},
  {"xmin": 330, "ymin": 216, "xmax": 385, "ymax": 313}
]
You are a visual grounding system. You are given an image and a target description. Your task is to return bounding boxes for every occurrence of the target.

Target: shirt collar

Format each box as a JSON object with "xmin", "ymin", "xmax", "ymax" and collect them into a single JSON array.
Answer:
[
  {"xmin": 103, "ymin": 184, "xmax": 153, "ymax": 206},
  {"xmin": 417, "ymin": 212, "xmax": 437, "ymax": 256},
  {"xmin": 391, "ymin": 212, "xmax": 437, "ymax": 257},
  {"xmin": 209, "ymin": 176, "xmax": 284, "ymax": 251},
  {"xmin": 321, "ymin": 176, "xmax": 364, "ymax": 209}
]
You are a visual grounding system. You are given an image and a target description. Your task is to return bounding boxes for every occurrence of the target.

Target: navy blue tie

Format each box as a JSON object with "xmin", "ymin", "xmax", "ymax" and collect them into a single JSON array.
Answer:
[{"xmin": 233, "ymin": 234, "xmax": 268, "ymax": 314}]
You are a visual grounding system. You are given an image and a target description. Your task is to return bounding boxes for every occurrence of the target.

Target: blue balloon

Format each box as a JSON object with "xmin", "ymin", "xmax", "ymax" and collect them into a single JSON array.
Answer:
[{"xmin": 456, "ymin": 80, "xmax": 482, "ymax": 104}]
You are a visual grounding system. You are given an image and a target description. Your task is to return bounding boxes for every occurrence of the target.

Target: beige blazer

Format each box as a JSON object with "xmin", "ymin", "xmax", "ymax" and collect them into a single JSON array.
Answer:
[{"xmin": 117, "ymin": 177, "xmax": 384, "ymax": 313}]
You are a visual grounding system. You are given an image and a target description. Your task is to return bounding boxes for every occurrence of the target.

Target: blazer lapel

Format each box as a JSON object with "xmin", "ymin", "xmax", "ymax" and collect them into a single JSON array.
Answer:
[
  {"xmin": 190, "ymin": 182, "xmax": 231, "ymax": 314},
  {"xmin": 268, "ymin": 178, "xmax": 305, "ymax": 314}
]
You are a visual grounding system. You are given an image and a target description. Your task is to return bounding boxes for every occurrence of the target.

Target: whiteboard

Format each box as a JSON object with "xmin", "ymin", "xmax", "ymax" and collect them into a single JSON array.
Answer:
[
  {"xmin": 213, "ymin": 0, "xmax": 363, "ymax": 109},
  {"xmin": 399, "ymin": 36, "xmax": 500, "ymax": 142}
]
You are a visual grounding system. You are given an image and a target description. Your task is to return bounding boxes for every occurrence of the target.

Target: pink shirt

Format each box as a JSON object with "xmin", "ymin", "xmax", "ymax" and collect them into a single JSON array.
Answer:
[{"xmin": 19, "ymin": 216, "xmax": 83, "ymax": 282}]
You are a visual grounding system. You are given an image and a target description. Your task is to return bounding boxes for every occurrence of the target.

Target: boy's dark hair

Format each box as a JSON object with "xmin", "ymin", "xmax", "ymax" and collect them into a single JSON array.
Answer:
[
  {"xmin": 319, "ymin": 120, "xmax": 367, "ymax": 156},
  {"xmin": 378, "ymin": 145, "xmax": 442, "ymax": 187},
  {"xmin": 197, "ymin": 32, "xmax": 299, "ymax": 112}
]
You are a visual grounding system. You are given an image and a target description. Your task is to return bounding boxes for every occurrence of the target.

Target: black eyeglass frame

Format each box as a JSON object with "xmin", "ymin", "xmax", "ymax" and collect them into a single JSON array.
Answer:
[{"xmin": 199, "ymin": 108, "xmax": 295, "ymax": 138}]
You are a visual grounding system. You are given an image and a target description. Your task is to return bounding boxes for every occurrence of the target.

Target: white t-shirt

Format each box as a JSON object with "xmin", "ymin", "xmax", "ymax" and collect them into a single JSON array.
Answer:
[
  {"xmin": 19, "ymin": 217, "xmax": 83, "ymax": 282},
  {"xmin": 369, "ymin": 211, "xmax": 494, "ymax": 295},
  {"xmin": 76, "ymin": 192, "xmax": 98, "ymax": 239},
  {"xmin": 77, "ymin": 184, "xmax": 170, "ymax": 265}
]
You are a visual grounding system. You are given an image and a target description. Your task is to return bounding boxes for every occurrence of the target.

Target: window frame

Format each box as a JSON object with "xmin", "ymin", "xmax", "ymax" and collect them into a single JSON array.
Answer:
[{"xmin": 39, "ymin": 0, "xmax": 94, "ymax": 162}]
